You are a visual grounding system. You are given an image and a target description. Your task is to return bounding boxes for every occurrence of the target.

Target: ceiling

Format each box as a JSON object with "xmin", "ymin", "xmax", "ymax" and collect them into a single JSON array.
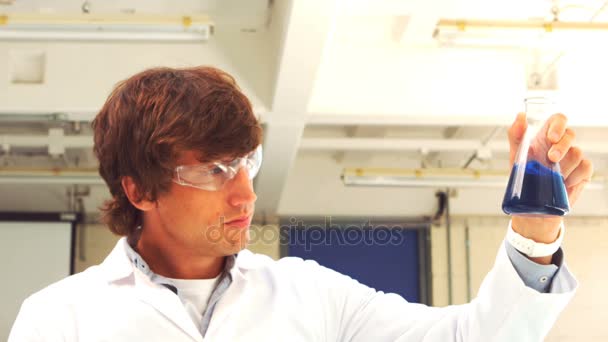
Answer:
[{"xmin": 0, "ymin": 0, "xmax": 607, "ymax": 218}]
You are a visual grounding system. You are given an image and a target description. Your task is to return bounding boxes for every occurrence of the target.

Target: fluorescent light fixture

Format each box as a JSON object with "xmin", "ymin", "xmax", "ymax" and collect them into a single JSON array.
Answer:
[
  {"xmin": 0, "ymin": 13, "xmax": 212, "ymax": 42},
  {"xmin": 342, "ymin": 167, "xmax": 606, "ymax": 189},
  {"xmin": 433, "ymin": 19, "xmax": 608, "ymax": 49},
  {"xmin": 343, "ymin": 167, "xmax": 509, "ymax": 188}
]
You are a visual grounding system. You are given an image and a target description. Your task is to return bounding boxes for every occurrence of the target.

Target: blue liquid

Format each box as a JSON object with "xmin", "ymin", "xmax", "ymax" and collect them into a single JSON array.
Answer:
[{"xmin": 502, "ymin": 160, "xmax": 569, "ymax": 216}]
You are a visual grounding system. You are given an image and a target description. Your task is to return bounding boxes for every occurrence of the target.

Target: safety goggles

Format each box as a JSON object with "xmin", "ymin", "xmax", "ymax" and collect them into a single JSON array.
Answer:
[{"xmin": 173, "ymin": 145, "xmax": 262, "ymax": 191}]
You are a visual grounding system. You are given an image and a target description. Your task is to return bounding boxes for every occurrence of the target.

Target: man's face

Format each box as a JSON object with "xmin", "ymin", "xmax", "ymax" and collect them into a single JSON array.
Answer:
[{"xmin": 146, "ymin": 150, "xmax": 257, "ymax": 257}]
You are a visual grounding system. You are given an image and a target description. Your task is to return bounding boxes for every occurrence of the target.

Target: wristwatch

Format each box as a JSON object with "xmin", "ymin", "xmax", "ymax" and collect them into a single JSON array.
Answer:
[{"xmin": 506, "ymin": 220, "xmax": 564, "ymax": 257}]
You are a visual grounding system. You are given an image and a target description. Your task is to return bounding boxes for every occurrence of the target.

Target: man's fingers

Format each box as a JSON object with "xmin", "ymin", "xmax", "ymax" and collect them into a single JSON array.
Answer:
[
  {"xmin": 548, "ymin": 128, "xmax": 575, "ymax": 163},
  {"xmin": 566, "ymin": 181, "xmax": 585, "ymax": 206},
  {"xmin": 546, "ymin": 113, "xmax": 568, "ymax": 143},
  {"xmin": 559, "ymin": 146, "xmax": 584, "ymax": 179},
  {"xmin": 564, "ymin": 157, "xmax": 593, "ymax": 207},
  {"xmin": 564, "ymin": 158, "xmax": 593, "ymax": 188}
]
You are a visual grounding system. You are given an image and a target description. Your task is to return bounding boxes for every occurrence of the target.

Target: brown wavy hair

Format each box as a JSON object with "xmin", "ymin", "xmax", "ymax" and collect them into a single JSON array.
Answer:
[{"xmin": 92, "ymin": 66, "xmax": 262, "ymax": 236}]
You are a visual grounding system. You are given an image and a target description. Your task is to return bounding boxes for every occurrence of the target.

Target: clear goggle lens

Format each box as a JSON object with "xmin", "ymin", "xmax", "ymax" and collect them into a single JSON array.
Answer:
[{"xmin": 174, "ymin": 145, "xmax": 262, "ymax": 191}]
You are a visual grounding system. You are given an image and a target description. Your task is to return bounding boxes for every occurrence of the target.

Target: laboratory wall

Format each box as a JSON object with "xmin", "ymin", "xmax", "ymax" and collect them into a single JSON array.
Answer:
[
  {"xmin": 432, "ymin": 215, "xmax": 608, "ymax": 342},
  {"xmin": 71, "ymin": 213, "xmax": 608, "ymax": 342}
]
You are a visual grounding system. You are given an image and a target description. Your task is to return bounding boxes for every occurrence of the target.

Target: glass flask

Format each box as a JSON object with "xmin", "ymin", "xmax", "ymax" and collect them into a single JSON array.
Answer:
[{"xmin": 502, "ymin": 97, "xmax": 570, "ymax": 216}]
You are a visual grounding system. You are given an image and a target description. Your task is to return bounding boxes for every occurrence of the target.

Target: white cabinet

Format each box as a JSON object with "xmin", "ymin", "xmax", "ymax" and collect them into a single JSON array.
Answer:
[{"xmin": 0, "ymin": 218, "xmax": 73, "ymax": 340}]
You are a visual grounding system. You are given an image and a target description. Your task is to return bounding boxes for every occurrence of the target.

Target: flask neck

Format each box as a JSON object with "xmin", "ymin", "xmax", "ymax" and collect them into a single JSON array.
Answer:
[{"xmin": 524, "ymin": 97, "xmax": 554, "ymax": 126}]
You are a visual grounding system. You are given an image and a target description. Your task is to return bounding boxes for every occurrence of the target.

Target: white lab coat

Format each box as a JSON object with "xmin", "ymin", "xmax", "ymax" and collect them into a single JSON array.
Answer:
[{"xmin": 9, "ymin": 236, "xmax": 577, "ymax": 341}]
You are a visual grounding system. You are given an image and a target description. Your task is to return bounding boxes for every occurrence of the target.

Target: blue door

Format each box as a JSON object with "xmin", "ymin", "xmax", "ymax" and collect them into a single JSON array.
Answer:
[{"xmin": 282, "ymin": 219, "xmax": 428, "ymax": 304}]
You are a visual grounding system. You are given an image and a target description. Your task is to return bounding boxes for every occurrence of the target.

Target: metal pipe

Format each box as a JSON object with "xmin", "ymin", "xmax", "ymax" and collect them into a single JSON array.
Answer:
[
  {"xmin": 445, "ymin": 188, "xmax": 453, "ymax": 305},
  {"xmin": 465, "ymin": 219, "xmax": 472, "ymax": 302},
  {"xmin": 306, "ymin": 114, "xmax": 512, "ymax": 127},
  {"xmin": 341, "ymin": 167, "xmax": 606, "ymax": 190},
  {"xmin": 0, "ymin": 113, "xmax": 67, "ymax": 122},
  {"xmin": 0, "ymin": 13, "xmax": 211, "ymax": 26},
  {"xmin": 76, "ymin": 196, "xmax": 87, "ymax": 263},
  {"xmin": 462, "ymin": 126, "xmax": 503, "ymax": 169},
  {"xmin": 301, "ymin": 137, "xmax": 608, "ymax": 155},
  {"xmin": 0, "ymin": 169, "xmax": 104, "ymax": 185},
  {"xmin": 437, "ymin": 18, "xmax": 608, "ymax": 31},
  {"xmin": 302, "ymin": 137, "xmax": 500, "ymax": 152},
  {"xmin": 0, "ymin": 134, "xmax": 93, "ymax": 148}
]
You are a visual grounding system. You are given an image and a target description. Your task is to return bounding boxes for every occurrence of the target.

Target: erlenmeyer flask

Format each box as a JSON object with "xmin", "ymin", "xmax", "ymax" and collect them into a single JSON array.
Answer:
[{"xmin": 502, "ymin": 97, "xmax": 570, "ymax": 216}]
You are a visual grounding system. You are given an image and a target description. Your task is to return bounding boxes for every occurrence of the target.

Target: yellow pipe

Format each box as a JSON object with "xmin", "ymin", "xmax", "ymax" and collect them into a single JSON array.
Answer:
[
  {"xmin": 343, "ymin": 167, "xmax": 508, "ymax": 178},
  {"xmin": 438, "ymin": 19, "xmax": 608, "ymax": 31},
  {"xmin": 0, "ymin": 167, "xmax": 98, "ymax": 176},
  {"xmin": 0, "ymin": 13, "xmax": 211, "ymax": 27},
  {"xmin": 342, "ymin": 167, "xmax": 604, "ymax": 182}
]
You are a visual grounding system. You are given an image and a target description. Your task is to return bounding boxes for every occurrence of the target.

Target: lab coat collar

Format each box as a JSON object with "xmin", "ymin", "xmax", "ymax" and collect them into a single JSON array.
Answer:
[
  {"xmin": 100, "ymin": 238, "xmax": 260, "ymax": 283},
  {"xmin": 100, "ymin": 239, "xmax": 207, "ymax": 340},
  {"xmin": 98, "ymin": 238, "xmax": 260, "ymax": 341},
  {"xmin": 100, "ymin": 237, "xmax": 135, "ymax": 283}
]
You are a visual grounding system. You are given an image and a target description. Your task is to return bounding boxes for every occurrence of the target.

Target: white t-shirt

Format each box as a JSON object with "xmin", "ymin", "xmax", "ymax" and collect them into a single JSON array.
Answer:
[
  {"xmin": 123, "ymin": 235, "xmax": 223, "ymax": 333},
  {"xmin": 152, "ymin": 273, "xmax": 220, "ymax": 332}
]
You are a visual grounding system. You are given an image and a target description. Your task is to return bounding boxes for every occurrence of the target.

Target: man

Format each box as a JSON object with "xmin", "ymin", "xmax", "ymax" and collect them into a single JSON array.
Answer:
[{"xmin": 9, "ymin": 66, "xmax": 593, "ymax": 341}]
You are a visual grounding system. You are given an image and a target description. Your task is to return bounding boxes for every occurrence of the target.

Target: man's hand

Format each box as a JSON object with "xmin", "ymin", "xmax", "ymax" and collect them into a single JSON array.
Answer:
[{"xmin": 507, "ymin": 113, "xmax": 593, "ymax": 264}]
